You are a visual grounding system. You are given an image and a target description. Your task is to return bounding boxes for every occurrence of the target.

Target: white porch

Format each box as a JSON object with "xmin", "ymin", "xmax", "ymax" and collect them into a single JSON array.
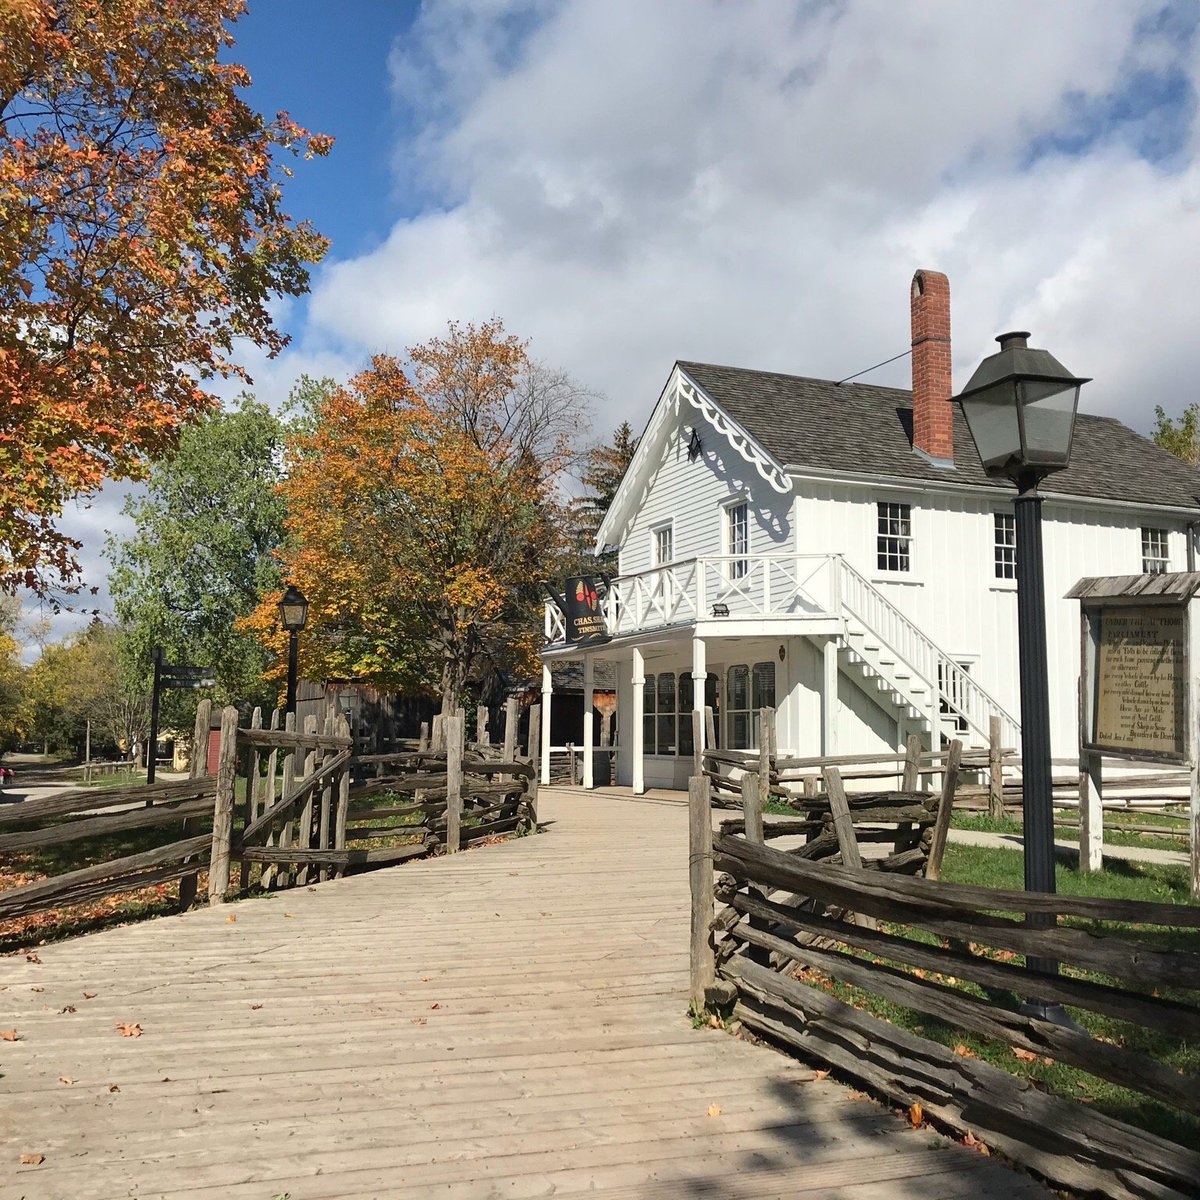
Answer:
[{"xmin": 540, "ymin": 553, "xmax": 1021, "ymax": 793}]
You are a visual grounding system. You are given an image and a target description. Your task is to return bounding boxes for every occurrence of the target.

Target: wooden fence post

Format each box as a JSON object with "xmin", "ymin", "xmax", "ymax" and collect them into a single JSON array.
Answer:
[
  {"xmin": 502, "ymin": 695, "xmax": 519, "ymax": 764},
  {"xmin": 758, "ymin": 707, "xmax": 775, "ymax": 803},
  {"xmin": 178, "ymin": 697, "xmax": 213, "ymax": 911},
  {"xmin": 988, "ymin": 715, "xmax": 1005, "ymax": 819},
  {"xmin": 526, "ymin": 703, "xmax": 541, "ymax": 827},
  {"xmin": 704, "ymin": 705, "xmax": 716, "ymax": 753},
  {"xmin": 902, "ymin": 733, "xmax": 923, "ymax": 792},
  {"xmin": 826, "ymin": 766, "xmax": 874, "ymax": 930},
  {"xmin": 418, "ymin": 721, "xmax": 430, "ymax": 753},
  {"xmin": 476, "ymin": 705, "xmax": 489, "ymax": 747},
  {"xmin": 207, "ymin": 705, "xmax": 239, "ymax": 905},
  {"xmin": 238, "ymin": 706, "xmax": 262, "ymax": 895},
  {"xmin": 333, "ymin": 713, "xmax": 351, "ymax": 877},
  {"xmin": 445, "ymin": 713, "xmax": 464, "ymax": 853},
  {"xmin": 568, "ymin": 742, "xmax": 577, "ymax": 785},
  {"xmin": 692, "ymin": 709, "xmax": 704, "ymax": 779},
  {"xmin": 741, "ymin": 770, "xmax": 770, "ymax": 965},
  {"xmin": 431, "ymin": 713, "xmax": 445, "ymax": 754},
  {"xmin": 926, "ymin": 739, "xmax": 962, "ymax": 881},
  {"xmin": 688, "ymin": 774, "xmax": 715, "ymax": 1014},
  {"xmin": 295, "ymin": 714, "xmax": 318, "ymax": 886}
]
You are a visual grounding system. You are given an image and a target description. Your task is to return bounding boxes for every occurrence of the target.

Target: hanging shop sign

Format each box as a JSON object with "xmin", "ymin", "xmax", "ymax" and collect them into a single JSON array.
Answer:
[{"xmin": 545, "ymin": 576, "xmax": 610, "ymax": 645}]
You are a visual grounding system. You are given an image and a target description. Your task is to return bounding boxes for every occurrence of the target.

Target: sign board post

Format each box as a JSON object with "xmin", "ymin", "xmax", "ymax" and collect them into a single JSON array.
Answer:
[
  {"xmin": 146, "ymin": 649, "xmax": 217, "ymax": 785},
  {"xmin": 1069, "ymin": 573, "xmax": 1200, "ymax": 897}
]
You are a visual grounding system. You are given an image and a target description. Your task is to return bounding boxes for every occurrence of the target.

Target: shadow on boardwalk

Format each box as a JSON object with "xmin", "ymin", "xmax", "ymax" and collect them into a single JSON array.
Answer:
[{"xmin": 0, "ymin": 787, "xmax": 1048, "ymax": 1199}]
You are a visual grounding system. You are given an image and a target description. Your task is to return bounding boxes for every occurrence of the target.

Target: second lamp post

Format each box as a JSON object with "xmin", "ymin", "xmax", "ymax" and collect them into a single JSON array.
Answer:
[
  {"xmin": 278, "ymin": 584, "xmax": 310, "ymax": 716},
  {"xmin": 954, "ymin": 331, "xmax": 1089, "ymax": 1003}
]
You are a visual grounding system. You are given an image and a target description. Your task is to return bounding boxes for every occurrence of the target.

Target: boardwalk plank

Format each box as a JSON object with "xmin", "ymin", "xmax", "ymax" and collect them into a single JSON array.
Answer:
[{"xmin": 0, "ymin": 786, "xmax": 1047, "ymax": 1199}]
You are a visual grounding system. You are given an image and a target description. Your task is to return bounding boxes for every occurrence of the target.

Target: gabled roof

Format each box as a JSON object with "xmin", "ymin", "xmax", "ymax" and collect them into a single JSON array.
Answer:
[{"xmin": 677, "ymin": 360, "xmax": 1200, "ymax": 512}]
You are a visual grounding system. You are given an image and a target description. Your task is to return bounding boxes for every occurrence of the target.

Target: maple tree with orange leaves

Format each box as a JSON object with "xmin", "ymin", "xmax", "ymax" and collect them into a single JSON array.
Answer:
[
  {"xmin": 0, "ymin": 0, "xmax": 331, "ymax": 595},
  {"xmin": 242, "ymin": 321, "xmax": 591, "ymax": 714}
]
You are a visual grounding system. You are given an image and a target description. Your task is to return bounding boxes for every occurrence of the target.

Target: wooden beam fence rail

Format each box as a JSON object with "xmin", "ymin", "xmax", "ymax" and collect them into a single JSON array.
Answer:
[
  {"xmin": 690, "ymin": 781, "xmax": 1200, "ymax": 1200},
  {"xmin": 217, "ymin": 704, "xmax": 541, "ymax": 897}
]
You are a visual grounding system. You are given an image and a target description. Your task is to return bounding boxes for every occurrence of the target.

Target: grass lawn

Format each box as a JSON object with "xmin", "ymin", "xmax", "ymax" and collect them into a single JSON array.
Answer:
[
  {"xmin": 952, "ymin": 809, "xmax": 1189, "ymax": 855},
  {"xmin": 798, "ymin": 840, "xmax": 1199, "ymax": 1147}
]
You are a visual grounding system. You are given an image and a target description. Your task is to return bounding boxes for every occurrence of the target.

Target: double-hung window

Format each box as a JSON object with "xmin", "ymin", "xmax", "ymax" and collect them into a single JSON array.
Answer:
[
  {"xmin": 726, "ymin": 501, "xmax": 749, "ymax": 579},
  {"xmin": 877, "ymin": 502, "xmax": 912, "ymax": 573},
  {"xmin": 652, "ymin": 522, "xmax": 673, "ymax": 566},
  {"xmin": 994, "ymin": 512, "xmax": 1016, "ymax": 580},
  {"xmin": 1142, "ymin": 527, "xmax": 1169, "ymax": 574}
]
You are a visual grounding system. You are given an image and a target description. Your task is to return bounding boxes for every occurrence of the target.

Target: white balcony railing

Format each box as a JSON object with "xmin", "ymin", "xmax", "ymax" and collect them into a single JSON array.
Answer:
[
  {"xmin": 543, "ymin": 554, "xmax": 840, "ymax": 643},
  {"xmin": 542, "ymin": 552, "xmax": 1021, "ymax": 748}
]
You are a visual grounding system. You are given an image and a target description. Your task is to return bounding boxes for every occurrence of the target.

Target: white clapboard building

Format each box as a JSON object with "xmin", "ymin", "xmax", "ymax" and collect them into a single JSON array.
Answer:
[{"xmin": 539, "ymin": 270, "xmax": 1200, "ymax": 791}]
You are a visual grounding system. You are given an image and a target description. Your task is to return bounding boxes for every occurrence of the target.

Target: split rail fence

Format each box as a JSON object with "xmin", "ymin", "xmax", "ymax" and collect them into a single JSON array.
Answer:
[
  {"xmin": 688, "ymin": 756, "xmax": 1200, "ymax": 1200},
  {"xmin": 1, "ymin": 698, "xmax": 541, "ymax": 925}
]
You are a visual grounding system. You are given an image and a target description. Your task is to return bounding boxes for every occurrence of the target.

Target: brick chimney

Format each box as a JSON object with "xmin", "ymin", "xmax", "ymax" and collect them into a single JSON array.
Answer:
[{"xmin": 910, "ymin": 269, "xmax": 954, "ymax": 466}]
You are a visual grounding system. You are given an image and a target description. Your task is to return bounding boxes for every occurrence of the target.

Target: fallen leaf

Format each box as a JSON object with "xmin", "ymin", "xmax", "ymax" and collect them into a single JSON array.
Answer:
[
  {"xmin": 813, "ymin": 1068, "xmax": 831, "ymax": 1079},
  {"xmin": 707, "ymin": 1014, "xmax": 722, "ymax": 1029},
  {"xmin": 849, "ymin": 1090, "xmax": 868, "ymax": 1100},
  {"xmin": 420, "ymin": 976, "xmax": 431, "ymax": 982},
  {"xmin": 1, "ymin": 1029, "xmax": 18, "ymax": 1041},
  {"xmin": 953, "ymin": 1044, "xmax": 976, "ymax": 1059},
  {"xmin": 944, "ymin": 976, "xmax": 957, "ymax": 987},
  {"xmin": 250, "ymin": 1004, "xmax": 263, "ymax": 1011},
  {"xmin": 25, "ymin": 952, "xmax": 41, "ymax": 964},
  {"xmin": 226, "ymin": 915, "xmax": 237, "ymax": 923},
  {"xmin": 19, "ymin": 1152, "xmax": 44, "ymax": 1165},
  {"xmin": 994, "ymin": 949, "xmax": 1016, "ymax": 962},
  {"xmin": 30, "ymin": 986, "xmax": 43, "ymax": 993},
  {"xmin": 962, "ymin": 1130, "xmax": 989, "ymax": 1155},
  {"xmin": 1011, "ymin": 1046, "xmax": 1038, "ymax": 1063},
  {"xmin": 909, "ymin": 1102, "xmax": 924, "ymax": 1127},
  {"xmin": 108, "ymin": 1084, "xmax": 120, "ymax": 1093},
  {"xmin": 58, "ymin": 1076, "xmax": 75, "ymax": 1085},
  {"xmin": 59, "ymin": 1005, "xmax": 76, "ymax": 1014},
  {"xmin": 410, "ymin": 1017, "xmax": 427, "ymax": 1025},
  {"xmin": 1042, "ymin": 1056, "xmax": 1055, "ymax": 1066},
  {"xmin": 430, "ymin": 1002, "xmax": 440, "ymax": 1010},
  {"xmin": 82, "ymin": 992, "xmax": 96, "ymax": 1000},
  {"xmin": 707, "ymin": 1103, "xmax": 721, "ymax": 1117},
  {"xmin": 115, "ymin": 1023, "xmax": 142, "ymax": 1038}
]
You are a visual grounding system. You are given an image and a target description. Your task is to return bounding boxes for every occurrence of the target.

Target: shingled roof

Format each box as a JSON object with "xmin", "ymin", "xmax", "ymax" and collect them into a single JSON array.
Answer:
[{"xmin": 677, "ymin": 361, "xmax": 1200, "ymax": 512}]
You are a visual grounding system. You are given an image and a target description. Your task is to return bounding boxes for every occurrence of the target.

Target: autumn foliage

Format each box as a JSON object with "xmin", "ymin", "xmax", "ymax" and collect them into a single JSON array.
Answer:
[
  {"xmin": 243, "ymin": 322, "xmax": 583, "ymax": 713},
  {"xmin": 0, "ymin": 0, "xmax": 331, "ymax": 593}
]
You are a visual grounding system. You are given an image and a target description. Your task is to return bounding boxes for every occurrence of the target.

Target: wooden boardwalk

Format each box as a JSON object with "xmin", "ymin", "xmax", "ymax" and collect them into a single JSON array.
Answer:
[{"xmin": 1, "ymin": 788, "xmax": 1049, "ymax": 1199}]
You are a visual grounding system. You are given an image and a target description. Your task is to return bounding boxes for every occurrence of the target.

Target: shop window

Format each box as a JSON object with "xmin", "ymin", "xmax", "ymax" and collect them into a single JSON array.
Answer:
[
  {"xmin": 1142, "ymin": 527, "xmax": 1169, "ymax": 574},
  {"xmin": 643, "ymin": 672, "xmax": 656, "ymax": 754},
  {"xmin": 656, "ymin": 673, "xmax": 676, "ymax": 754}
]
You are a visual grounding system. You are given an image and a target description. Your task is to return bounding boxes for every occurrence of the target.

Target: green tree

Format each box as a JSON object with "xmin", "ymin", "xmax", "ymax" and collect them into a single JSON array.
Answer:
[
  {"xmin": 106, "ymin": 396, "xmax": 287, "ymax": 717},
  {"xmin": 0, "ymin": 597, "xmax": 24, "ymax": 753},
  {"xmin": 564, "ymin": 421, "xmax": 639, "ymax": 569},
  {"xmin": 1153, "ymin": 404, "xmax": 1200, "ymax": 464},
  {"xmin": 0, "ymin": 0, "xmax": 331, "ymax": 595}
]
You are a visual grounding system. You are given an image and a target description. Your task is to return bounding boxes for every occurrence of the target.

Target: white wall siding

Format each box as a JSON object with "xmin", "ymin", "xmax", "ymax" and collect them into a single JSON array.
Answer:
[
  {"xmin": 793, "ymin": 477, "xmax": 1189, "ymax": 756},
  {"xmin": 621, "ymin": 408, "xmax": 794, "ymax": 575}
]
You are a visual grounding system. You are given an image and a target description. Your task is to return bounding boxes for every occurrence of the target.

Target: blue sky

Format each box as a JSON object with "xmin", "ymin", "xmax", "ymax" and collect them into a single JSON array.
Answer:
[
  {"xmin": 234, "ymin": 1, "xmax": 421, "ymax": 261},
  {"xmin": 37, "ymin": 0, "xmax": 1200, "ymax": 648}
]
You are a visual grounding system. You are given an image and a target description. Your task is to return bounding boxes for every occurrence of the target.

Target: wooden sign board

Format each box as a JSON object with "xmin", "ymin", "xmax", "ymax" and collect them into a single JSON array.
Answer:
[{"xmin": 1090, "ymin": 605, "xmax": 1187, "ymax": 760}]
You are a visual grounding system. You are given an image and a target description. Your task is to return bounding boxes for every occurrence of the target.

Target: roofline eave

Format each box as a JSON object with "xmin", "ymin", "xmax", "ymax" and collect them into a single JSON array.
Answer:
[{"xmin": 782, "ymin": 462, "xmax": 1200, "ymax": 517}]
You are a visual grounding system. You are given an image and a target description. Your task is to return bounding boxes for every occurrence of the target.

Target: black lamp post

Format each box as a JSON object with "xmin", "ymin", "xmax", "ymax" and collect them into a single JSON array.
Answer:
[
  {"xmin": 954, "ymin": 332, "xmax": 1089, "ymax": 1016},
  {"xmin": 278, "ymin": 584, "xmax": 310, "ymax": 716}
]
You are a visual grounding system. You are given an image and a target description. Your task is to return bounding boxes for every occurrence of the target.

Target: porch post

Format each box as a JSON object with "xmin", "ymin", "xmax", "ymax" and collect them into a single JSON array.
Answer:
[
  {"xmin": 632, "ymin": 646, "xmax": 646, "ymax": 795},
  {"xmin": 691, "ymin": 636, "xmax": 707, "ymax": 776},
  {"xmin": 582, "ymin": 655, "xmax": 595, "ymax": 789},
  {"xmin": 822, "ymin": 636, "xmax": 839, "ymax": 756},
  {"xmin": 540, "ymin": 662, "xmax": 552, "ymax": 785}
]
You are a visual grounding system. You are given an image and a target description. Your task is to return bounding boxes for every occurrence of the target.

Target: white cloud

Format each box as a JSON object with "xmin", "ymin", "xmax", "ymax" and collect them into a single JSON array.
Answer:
[
  {"xmin": 49, "ymin": 0, "xmax": 1200, "ymax": 651},
  {"xmin": 305, "ymin": 0, "xmax": 1198, "ymax": 430}
]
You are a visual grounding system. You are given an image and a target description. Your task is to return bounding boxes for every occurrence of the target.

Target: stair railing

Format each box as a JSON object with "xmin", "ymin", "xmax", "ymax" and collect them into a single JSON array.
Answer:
[{"xmin": 833, "ymin": 556, "xmax": 1021, "ymax": 748}]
